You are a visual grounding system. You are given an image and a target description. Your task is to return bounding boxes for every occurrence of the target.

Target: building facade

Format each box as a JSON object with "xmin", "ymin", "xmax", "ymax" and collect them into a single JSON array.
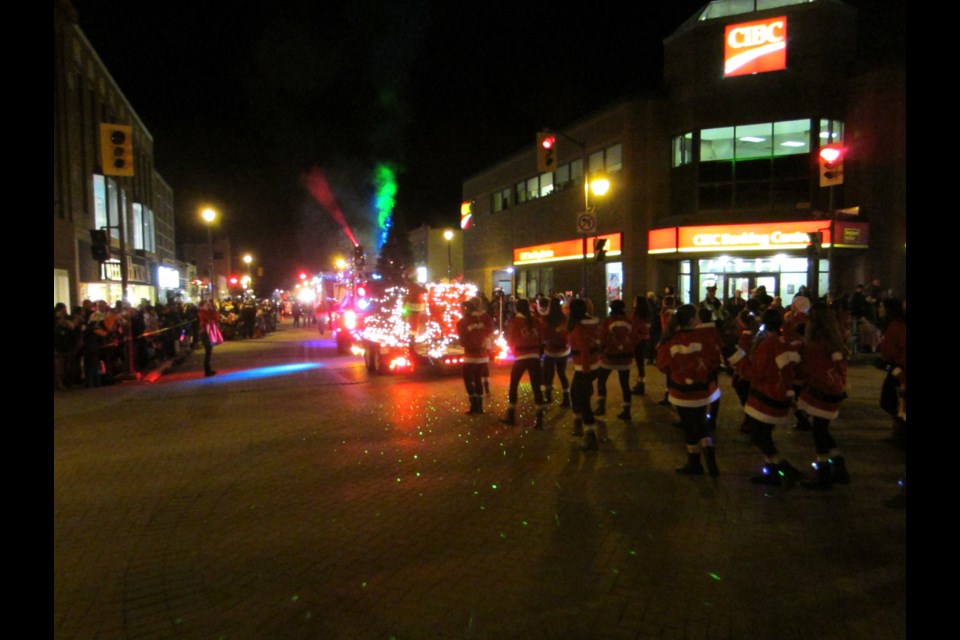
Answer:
[
  {"xmin": 54, "ymin": 1, "xmax": 182, "ymax": 308},
  {"xmin": 461, "ymin": 0, "xmax": 905, "ymax": 314}
]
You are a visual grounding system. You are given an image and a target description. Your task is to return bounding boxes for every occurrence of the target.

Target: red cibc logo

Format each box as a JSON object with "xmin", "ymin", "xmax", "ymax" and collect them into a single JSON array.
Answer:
[{"xmin": 724, "ymin": 16, "xmax": 787, "ymax": 77}]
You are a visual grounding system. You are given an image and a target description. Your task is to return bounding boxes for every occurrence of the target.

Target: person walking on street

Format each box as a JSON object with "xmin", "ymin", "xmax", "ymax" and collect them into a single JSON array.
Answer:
[
  {"xmin": 456, "ymin": 297, "xmax": 494, "ymax": 415},
  {"xmin": 796, "ymin": 302, "xmax": 851, "ymax": 490},
  {"xmin": 541, "ymin": 296, "xmax": 571, "ymax": 408},
  {"xmin": 567, "ymin": 298, "xmax": 602, "ymax": 450},
  {"xmin": 198, "ymin": 299, "xmax": 222, "ymax": 377},
  {"xmin": 656, "ymin": 295, "xmax": 678, "ymax": 406},
  {"xmin": 629, "ymin": 295, "xmax": 653, "ymax": 397},
  {"xmin": 596, "ymin": 299, "xmax": 636, "ymax": 420},
  {"xmin": 877, "ymin": 298, "xmax": 907, "ymax": 451},
  {"xmin": 738, "ymin": 308, "xmax": 805, "ymax": 486},
  {"xmin": 656, "ymin": 304, "xmax": 724, "ymax": 476},
  {"xmin": 500, "ymin": 298, "xmax": 549, "ymax": 429}
]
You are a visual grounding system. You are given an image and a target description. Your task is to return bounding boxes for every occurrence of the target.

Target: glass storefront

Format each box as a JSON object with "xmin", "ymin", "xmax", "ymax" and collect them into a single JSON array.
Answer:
[{"xmin": 682, "ymin": 255, "xmax": 827, "ymax": 305}]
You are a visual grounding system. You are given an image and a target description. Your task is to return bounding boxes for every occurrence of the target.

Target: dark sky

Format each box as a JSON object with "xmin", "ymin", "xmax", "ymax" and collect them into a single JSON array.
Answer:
[{"xmin": 70, "ymin": 0, "xmax": 904, "ymax": 292}]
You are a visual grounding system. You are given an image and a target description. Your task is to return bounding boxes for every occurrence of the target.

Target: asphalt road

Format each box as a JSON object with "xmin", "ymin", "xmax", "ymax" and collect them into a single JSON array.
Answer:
[{"xmin": 54, "ymin": 324, "xmax": 907, "ymax": 640}]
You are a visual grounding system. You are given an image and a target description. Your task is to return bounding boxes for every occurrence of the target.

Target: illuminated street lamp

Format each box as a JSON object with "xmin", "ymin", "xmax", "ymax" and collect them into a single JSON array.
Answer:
[
  {"xmin": 582, "ymin": 174, "xmax": 611, "ymax": 297},
  {"xmin": 443, "ymin": 229, "xmax": 454, "ymax": 281},
  {"xmin": 201, "ymin": 207, "xmax": 218, "ymax": 300},
  {"xmin": 243, "ymin": 253, "xmax": 253, "ymax": 292}
]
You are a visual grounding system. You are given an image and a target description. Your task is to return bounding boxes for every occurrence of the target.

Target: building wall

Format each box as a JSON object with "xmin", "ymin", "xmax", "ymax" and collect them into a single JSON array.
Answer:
[
  {"xmin": 460, "ymin": 0, "xmax": 906, "ymax": 311},
  {"xmin": 54, "ymin": 0, "xmax": 172, "ymax": 307}
]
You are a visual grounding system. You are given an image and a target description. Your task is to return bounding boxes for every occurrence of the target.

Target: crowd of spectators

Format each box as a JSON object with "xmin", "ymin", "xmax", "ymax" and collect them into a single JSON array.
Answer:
[{"xmin": 54, "ymin": 296, "xmax": 281, "ymax": 389}]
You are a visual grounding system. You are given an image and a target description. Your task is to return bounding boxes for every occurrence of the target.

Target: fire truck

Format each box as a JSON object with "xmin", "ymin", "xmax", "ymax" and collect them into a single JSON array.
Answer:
[{"xmin": 356, "ymin": 281, "xmax": 480, "ymax": 375}]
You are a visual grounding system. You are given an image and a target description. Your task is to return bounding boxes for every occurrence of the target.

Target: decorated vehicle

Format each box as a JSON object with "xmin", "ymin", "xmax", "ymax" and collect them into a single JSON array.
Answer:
[{"xmin": 357, "ymin": 281, "xmax": 479, "ymax": 375}]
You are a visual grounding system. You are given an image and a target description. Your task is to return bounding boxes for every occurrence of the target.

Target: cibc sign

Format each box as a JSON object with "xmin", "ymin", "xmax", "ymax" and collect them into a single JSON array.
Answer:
[{"xmin": 724, "ymin": 16, "xmax": 787, "ymax": 77}]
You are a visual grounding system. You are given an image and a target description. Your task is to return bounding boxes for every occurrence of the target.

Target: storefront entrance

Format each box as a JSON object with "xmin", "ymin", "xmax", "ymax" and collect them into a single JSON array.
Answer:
[{"xmin": 723, "ymin": 274, "xmax": 778, "ymax": 301}]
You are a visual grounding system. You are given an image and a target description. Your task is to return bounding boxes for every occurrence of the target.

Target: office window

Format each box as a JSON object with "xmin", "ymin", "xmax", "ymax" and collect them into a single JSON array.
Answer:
[
  {"xmin": 773, "ymin": 119, "xmax": 810, "ymax": 156},
  {"xmin": 516, "ymin": 179, "xmax": 529, "ymax": 204},
  {"xmin": 93, "ymin": 175, "xmax": 107, "ymax": 230},
  {"xmin": 673, "ymin": 132, "xmax": 694, "ymax": 167},
  {"xmin": 700, "ymin": 127, "xmax": 735, "ymax": 161},
  {"xmin": 555, "ymin": 164, "xmax": 571, "ymax": 191},
  {"xmin": 107, "ymin": 178, "xmax": 119, "ymax": 240},
  {"xmin": 589, "ymin": 150, "xmax": 604, "ymax": 174},
  {"xmin": 144, "ymin": 207, "xmax": 155, "ymax": 252},
  {"xmin": 819, "ymin": 119, "xmax": 843, "ymax": 144},
  {"xmin": 695, "ymin": 118, "xmax": 840, "ymax": 212},
  {"xmin": 735, "ymin": 123, "xmax": 772, "ymax": 160},
  {"xmin": 492, "ymin": 187, "xmax": 511, "ymax": 212},
  {"xmin": 132, "ymin": 203, "xmax": 144, "ymax": 250},
  {"xmin": 539, "ymin": 172, "xmax": 554, "ymax": 197},
  {"xmin": 605, "ymin": 143, "xmax": 622, "ymax": 172}
]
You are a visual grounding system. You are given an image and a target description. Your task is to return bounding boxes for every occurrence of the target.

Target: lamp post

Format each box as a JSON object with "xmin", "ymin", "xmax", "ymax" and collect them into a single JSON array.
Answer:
[
  {"xmin": 443, "ymin": 229, "xmax": 454, "ymax": 281},
  {"xmin": 581, "ymin": 174, "xmax": 610, "ymax": 299},
  {"xmin": 242, "ymin": 253, "xmax": 253, "ymax": 296},
  {"xmin": 201, "ymin": 207, "xmax": 218, "ymax": 301}
]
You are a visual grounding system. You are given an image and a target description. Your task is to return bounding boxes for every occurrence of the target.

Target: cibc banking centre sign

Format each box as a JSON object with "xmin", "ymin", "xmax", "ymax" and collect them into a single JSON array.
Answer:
[{"xmin": 724, "ymin": 15, "xmax": 787, "ymax": 77}]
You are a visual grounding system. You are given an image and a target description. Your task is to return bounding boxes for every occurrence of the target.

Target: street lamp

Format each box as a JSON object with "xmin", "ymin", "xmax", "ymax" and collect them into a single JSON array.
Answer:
[
  {"xmin": 443, "ymin": 229, "xmax": 454, "ymax": 281},
  {"xmin": 201, "ymin": 207, "xmax": 218, "ymax": 300},
  {"xmin": 242, "ymin": 254, "xmax": 253, "ymax": 295},
  {"xmin": 582, "ymin": 174, "xmax": 611, "ymax": 298}
]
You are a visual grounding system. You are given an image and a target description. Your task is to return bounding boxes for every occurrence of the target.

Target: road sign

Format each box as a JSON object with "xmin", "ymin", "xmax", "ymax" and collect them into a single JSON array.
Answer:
[{"xmin": 577, "ymin": 212, "xmax": 596, "ymax": 234}]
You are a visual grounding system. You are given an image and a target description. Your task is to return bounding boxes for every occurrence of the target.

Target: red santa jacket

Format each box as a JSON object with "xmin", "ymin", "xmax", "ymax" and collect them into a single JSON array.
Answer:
[
  {"xmin": 739, "ymin": 333, "xmax": 800, "ymax": 424},
  {"xmin": 542, "ymin": 319, "xmax": 571, "ymax": 358},
  {"xmin": 457, "ymin": 311, "xmax": 494, "ymax": 364},
  {"xmin": 506, "ymin": 313, "xmax": 544, "ymax": 361},
  {"xmin": 600, "ymin": 314, "xmax": 635, "ymax": 370},
  {"xmin": 656, "ymin": 327, "xmax": 723, "ymax": 407},
  {"xmin": 569, "ymin": 316, "xmax": 602, "ymax": 372},
  {"xmin": 797, "ymin": 338, "xmax": 847, "ymax": 420}
]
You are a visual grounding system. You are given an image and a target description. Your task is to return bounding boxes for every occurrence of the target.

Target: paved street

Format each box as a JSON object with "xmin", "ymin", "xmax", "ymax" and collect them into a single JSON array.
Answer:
[{"xmin": 54, "ymin": 325, "xmax": 907, "ymax": 640}]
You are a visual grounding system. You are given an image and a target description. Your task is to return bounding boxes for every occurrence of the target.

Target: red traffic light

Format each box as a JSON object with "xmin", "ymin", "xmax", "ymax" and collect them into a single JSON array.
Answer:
[
  {"xmin": 229, "ymin": 276, "xmax": 239, "ymax": 285},
  {"xmin": 540, "ymin": 135, "xmax": 556, "ymax": 150},
  {"xmin": 818, "ymin": 145, "xmax": 843, "ymax": 164},
  {"xmin": 299, "ymin": 272, "xmax": 308, "ymax": 280}
]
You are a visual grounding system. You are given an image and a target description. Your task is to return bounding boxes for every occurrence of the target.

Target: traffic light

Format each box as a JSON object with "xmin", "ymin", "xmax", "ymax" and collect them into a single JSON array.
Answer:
[
  {"xmin": 806, "ymin": 231, "xmax": 822, "ymax": 257},
  {"xmin": 818, "ymin": 144, "xmax": 844, "ymax": 187},
  {"xmin": 89, "ymin": 229, "xmax": 109, "ymax": 262},
  {"xmin": 99, "ymin": 123, "xmax": 134, "ymax": 177},
  {"xmin": 537, "ymin": 132, "xmax": 557, "ymax": 173},
  {"xmin": 594, "ymin": 238, "xmax": 608, "ymax": 263}
]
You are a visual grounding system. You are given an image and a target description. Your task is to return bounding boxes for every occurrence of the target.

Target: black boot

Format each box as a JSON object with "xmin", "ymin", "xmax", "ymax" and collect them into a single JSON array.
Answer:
[
  {"xmin": 544, "ymin": 387, "xmax": 553, "ymax": 403},
  {"xmin": 704, "ymin": 446, "xmax": 720, "ymax": 477},
  {"xmin": 534, "ymin": 409, "xmax": 545, "ymax": 430},
  {"xmin": 465, "ymin": 396, "xmax": 480, "ymax": 415},
  {"xmin": 676, "ymin": 452, "xmax": 704, "ymax": 475},
  {"xmin": 830, "ymin": 455, "xmax": 850, "ymax": 485},
  {"xmin": 595, "ymin": 397, "xmax": 606, "ymax": 416},
  {"xmin": 499, "ymin": 407, "xmax": 516, "ymax": 426},
  {"xmin": 801, "ymin": 460, "xmax": 833, "ymax": 490},
  {"xmin": 560, "ymin": 390, "xmax": 571, "ymax": 408},
  {"xmin": 475, "ymin": 396, "xmax": 484, "ymax": 415},
  {"xmin": 571, "ymin": 418, "xmax": 583, "ymax": 437},
  {"xmin": 631, "ymin": 381, "xmax": 645, "ymax": 395},
  {"xmin": 483, "ymin": 379, "xmax": 491, "ymax": 396},
  {"xmin": 581, "ymin": 429, "xmax": 599, "ymax": 451},
  {"xmin": 616, "ymin": 404, "xmax": 631, "ymax": 421}
]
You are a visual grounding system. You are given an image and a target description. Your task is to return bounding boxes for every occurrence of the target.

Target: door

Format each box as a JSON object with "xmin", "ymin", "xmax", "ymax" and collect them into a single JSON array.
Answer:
[{"xmin": 726, "ymin": 274, "xmax": 779, "ymax": 301}]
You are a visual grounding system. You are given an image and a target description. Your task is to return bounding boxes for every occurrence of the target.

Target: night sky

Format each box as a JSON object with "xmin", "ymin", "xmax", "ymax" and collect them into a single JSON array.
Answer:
[{"xmin": 70, "ymin": 0, "xmax": 904, "ymax": 292}]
